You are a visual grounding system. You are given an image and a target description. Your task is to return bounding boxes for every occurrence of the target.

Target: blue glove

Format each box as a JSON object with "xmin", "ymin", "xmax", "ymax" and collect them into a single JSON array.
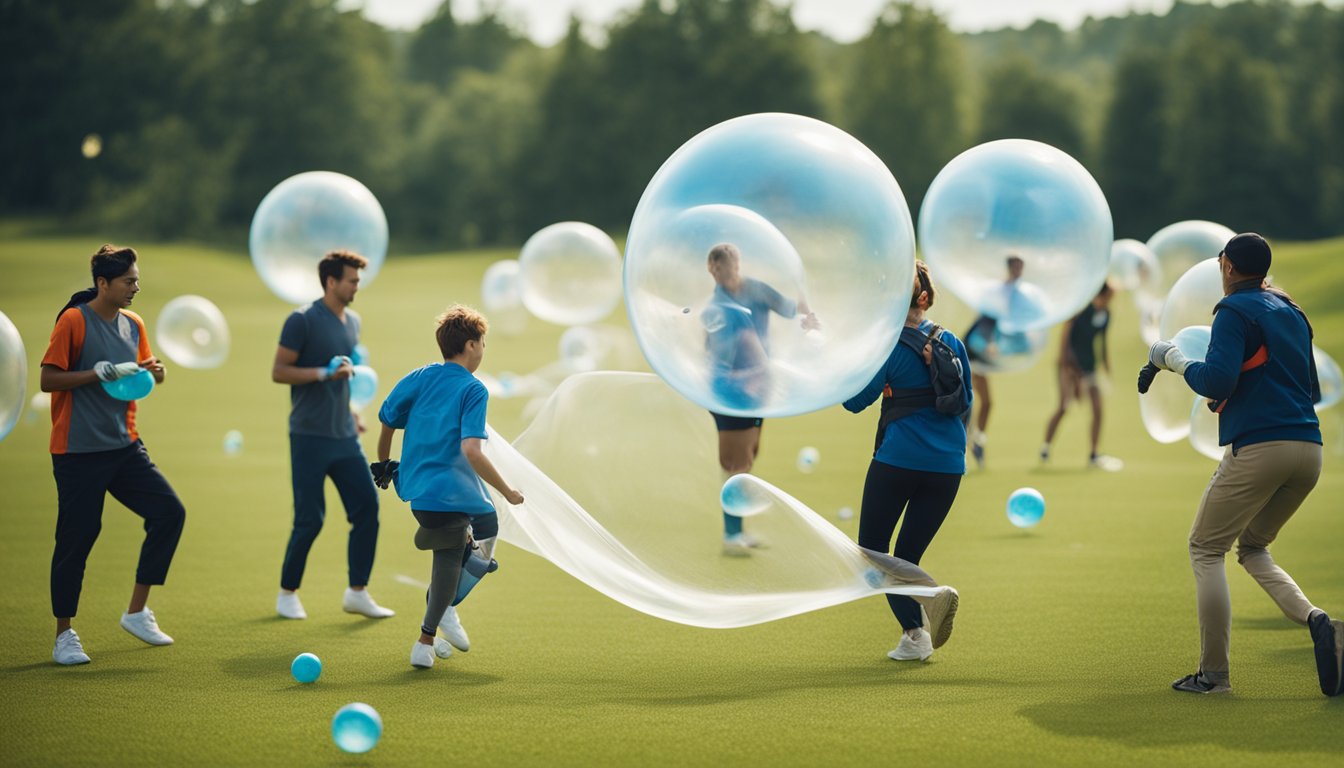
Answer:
[{"xmin": 320, "ymin": 355, "xmax": 353, "ymax": 381}]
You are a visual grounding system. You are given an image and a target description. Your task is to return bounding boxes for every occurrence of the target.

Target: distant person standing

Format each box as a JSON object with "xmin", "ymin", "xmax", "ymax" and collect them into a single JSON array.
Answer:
[
  {"xmin": 963, "ymin": 255, "xmax": 1028, "ymax": 469},
  {"xmin": 41, "ymin": 244, "xmax": 186, "ymax": 665},
  {"xmin": 271, "ymin": 250, "xmax": 392, "ymax": 620},
  {"xmin": 702, "ymin": 243, "xmax": 818, "ymax": 556},
  {"xmin": 1040, "ymin": 281, "xmax": 1123, "ymax": 470},
  {"xmin": 1141, "ymin": 233, "xmax": 1341, "ymax": 697}
]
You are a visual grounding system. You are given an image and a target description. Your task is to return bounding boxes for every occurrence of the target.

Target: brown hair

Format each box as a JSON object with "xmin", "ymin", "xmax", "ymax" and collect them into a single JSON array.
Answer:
[
  {"xmin": 912, "ymin": 259, "xmax": 936, "ymax": 309},
  {"xmin": 707, "ymin": 243, "xmax": 741, "ymax": 265},
  {"xmin": 318, "ymin": 249, "xmax": 369, "ymax": 288},
  {"xmin": 91, "ymin": 243, "xmax": 138, "ymax": 285},
  {"xmin": 436, "ymin": 304, "xmax": 489, "ymax": 358}
]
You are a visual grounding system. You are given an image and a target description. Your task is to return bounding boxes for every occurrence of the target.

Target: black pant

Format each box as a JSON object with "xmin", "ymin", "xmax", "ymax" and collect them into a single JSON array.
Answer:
[
  {"xmin": 857, "ymin": 461, "xmax": 960, "ymax": 631},
  {"xmin": 50, "ymin": 441, "xmax": 186, "ymax": 618},
  {"xmin": 282, "ymin": 434, "xmax": 379, "ymax": 590}
]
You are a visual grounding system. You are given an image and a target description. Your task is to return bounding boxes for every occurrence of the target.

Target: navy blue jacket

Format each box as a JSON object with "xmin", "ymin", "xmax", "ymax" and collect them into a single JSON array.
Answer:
[{"xmin": 1182, "ymin": 281, "xmax": 1321, "ymax": 451}]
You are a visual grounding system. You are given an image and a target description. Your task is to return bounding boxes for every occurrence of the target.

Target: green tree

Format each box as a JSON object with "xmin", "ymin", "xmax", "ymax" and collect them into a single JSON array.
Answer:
[
  {"xmin": 843, "ymin": 1, "xmax": 968, "ymax": 218},
  {"xmin": 976, "ymin": 54, "xmax": 1085, "ymax": 159},
  {"xmin": 1097, "ymin": 49, "xmax": 1172, "ymax": 238}
]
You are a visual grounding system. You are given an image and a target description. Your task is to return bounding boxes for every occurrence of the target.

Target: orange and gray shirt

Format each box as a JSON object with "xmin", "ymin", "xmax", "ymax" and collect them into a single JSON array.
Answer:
[{"xmin": 41, "ymin": 305, "xmax": 152, "ymax": 454}]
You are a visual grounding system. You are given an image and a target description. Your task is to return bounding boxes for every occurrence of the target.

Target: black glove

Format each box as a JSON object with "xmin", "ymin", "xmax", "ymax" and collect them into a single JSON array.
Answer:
[
  {"xmin": 369, "ymin": 460, "xmax": 399, "ymax": 490},
  {"xmin": 1137, "ymin": 362, "xmax": 1160, "ymax": 394}
]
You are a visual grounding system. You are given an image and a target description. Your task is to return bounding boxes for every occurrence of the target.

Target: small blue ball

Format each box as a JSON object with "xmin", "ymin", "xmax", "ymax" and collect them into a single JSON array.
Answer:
[
  {"xmin": 291, "ymin": 652, "xmax": 322, "ymax": 684},
  {"xmin": 332, "ymin": 702, "xmax": 382, "ymax": 754},
  {"xmin": 1006, "ymin": 488, "xmax": 1045, "ymax": 528}
]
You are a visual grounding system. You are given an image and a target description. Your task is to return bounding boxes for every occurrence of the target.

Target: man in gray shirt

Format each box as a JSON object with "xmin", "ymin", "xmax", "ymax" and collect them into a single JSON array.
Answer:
[{"xmin": 271, "ymin": 250, "xmax": 392, "ymax": 620}]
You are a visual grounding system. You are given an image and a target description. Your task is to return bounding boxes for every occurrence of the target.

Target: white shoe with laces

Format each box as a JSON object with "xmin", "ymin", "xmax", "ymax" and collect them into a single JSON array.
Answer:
[
  {"xmin": 276, "ymin": 589, "xmax": 307, "ymax": 620},
  {"xmin": 53, "ymin": 628, "xmax": 91, "ymax": 665},
  {"xmin": 888, "ymin": 628, "xmax": 933, "ymax": 661},
  {"xmin": 343, "ymin": 588, "xmax": 395, "ymax": 618},
  {"xmin": 410, "ymin": 641, "xmax": 436, "ymax": 669},
  {"xmin": 438, "ymin": 605, "xmax": 470, "ymax": 652},
  {"xmin": 1089, "ymin": 454, "xmax": 1125, "ymax": 472},
  {"xmin": 120, "ymin": 607, "xmax": 174, "ymax": 646}
]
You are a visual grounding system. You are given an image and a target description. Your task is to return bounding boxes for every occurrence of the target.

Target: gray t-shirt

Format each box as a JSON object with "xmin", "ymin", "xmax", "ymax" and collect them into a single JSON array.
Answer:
[{"xmin": 278, "ymin": 300, "xmax": 360, "ymax": 439}]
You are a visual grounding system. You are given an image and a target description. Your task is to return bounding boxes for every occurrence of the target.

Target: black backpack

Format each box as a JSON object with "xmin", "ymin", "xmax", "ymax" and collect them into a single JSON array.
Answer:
[{"xmin": 873, "ymin": 324, "xmax": 968, "ymax": 453}]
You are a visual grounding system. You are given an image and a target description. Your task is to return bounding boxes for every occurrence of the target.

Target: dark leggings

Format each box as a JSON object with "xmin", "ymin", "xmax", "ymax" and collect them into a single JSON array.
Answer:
[
  {"xmin": 412, "ymin": 511, "xmax": 471, "ymax": 636},
  {"xmin": 51, "ymin": 441, "xmax": 186, "ymax": 618},
  {"xmin": 857, "ymin": 460, "xmax": 961, "ymax": 631}
]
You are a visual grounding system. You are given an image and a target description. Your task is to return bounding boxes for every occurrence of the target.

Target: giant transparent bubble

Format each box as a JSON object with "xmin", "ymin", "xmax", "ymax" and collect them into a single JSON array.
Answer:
[
  {"xmin": 0, "ymin": 311, "xmax": 26, "ymax": 442},
  {"xmin": 485, "ymin": 372, "xmax": 948, "ymax": 627},
  {"xmin": 1140, "ymin": 324, "xmax": 1210, "ymax": 443},
  {"xmin": 1145, "ymin": 220, "xmax": 1234, "ymax": 298},
  {"xmin": 1158, "ymin": 258, "xmax": 1223, "ymax": 340},
  {"xmin": 480, "ymin": 259, "xmax": 526, "ymax": 335},
  {"xmin": 155, "ymin": 295, "xmax": 230, "ymax": 370},
  {"xmin": 249, "ymin": 171, "xmax": 388, "ymax": 305},
  {"xmin": 625, "ymin": 113, "xmax": 915, "ymax": 417},
  {"xmin": 1189, "ymin": 395, "xmax": 1223, "ymax": 461},
  {"xmin": 964, "ymin": 324, "xmax": 1048, "ymax": 375},
  {"xmin": 519, "ymin": 222, "xmax": 622, "ymax": 326},
  {"xmin": 1110, "ymin": 238, "xmax": 1164, "ymax": 344},
  {"xmin": 919, "ymin": 139, "xmax": 1112, "ymax": 334},
  {"xmin": 1315, "ymin": 345, "xmax": 1342, "ymax": 412}
]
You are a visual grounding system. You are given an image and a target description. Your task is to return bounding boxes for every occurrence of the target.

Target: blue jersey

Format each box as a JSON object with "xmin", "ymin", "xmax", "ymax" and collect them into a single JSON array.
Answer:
[
  {"xmin": 378, "ymin": 362, "xmax": 495, "ymax": 515},
  {"xmin": 844, "ymin": 319, "xmax": 973, "ymax": 474},
  {"xmin": 702, "ymin": 278, "xmax": 796, "ymax": 411},
  {"xmin": 278, "ymin": 300, "xmax": 359, "ymax": 439}
]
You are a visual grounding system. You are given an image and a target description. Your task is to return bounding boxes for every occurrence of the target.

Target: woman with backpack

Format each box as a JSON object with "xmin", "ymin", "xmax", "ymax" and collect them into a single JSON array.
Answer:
[{"xmin": 842, "ymin": 259, "xmax": 973, "ymax": 662}]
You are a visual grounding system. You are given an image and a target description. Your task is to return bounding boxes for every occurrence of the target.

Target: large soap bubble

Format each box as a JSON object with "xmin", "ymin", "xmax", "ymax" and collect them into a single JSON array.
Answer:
[
  {"xmin": 1189, "ymin": 395, "xmax": 1223, "ymax": 461},
  {"xmin": 1109, "ymin": 238, "xmax": 1159, "ymax": 292},
  {"xmin": 488, "ymin": 372, "xmax": 947, "ymax": 627},
  {"xmin": 1139, "ymin": 324, "xmax": 1210, "ymax": 444},
  {"xmin": 1146, "ymin": 220, "xmax": 1234, "ymax": 298},
  {"xmin": 0, "ymin": 310, "xmax": 26, "ymax": 442},
  {"xmin": 249, "ymin": 171, "xmax": 388, "ymax": 305},
  {"xmin": 1315, "ymin": 346, "xmax": 1342, "ymax": 412},
  {"xmin": 919, "ymin": 139, "xmax": 1112, "ymax": 334},
  {"xmin": 519, "ymin": 222, "xmax": 622, "ymax": 326},
  {"xmin": 1158, "ymin": 258, "xmax": 1223, "ymax": 340},
  {"xmin": 625, "ymin": 113, "xmax": 916, "ymax": 417},
  {"xmin": 155, "ymin": 295, "xmax": 230, "ymax": 370},
  {"xmin": 964, "ymin": 323, "xmax": 1048, "ymax": 375},
  {"xmin": 480, "ymin": 259, "xmax": 527, "ymax": 335}
]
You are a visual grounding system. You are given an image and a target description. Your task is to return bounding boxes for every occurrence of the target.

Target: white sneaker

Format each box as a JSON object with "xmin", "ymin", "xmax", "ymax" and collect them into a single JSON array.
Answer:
[
  {"xmin": 276, "ymin": 589, "xmax": 307, "ymax": 620},
  {"xmin": 918, "ymin": 586, "xmax": 959, "ymax": 649},
  {"xmin": 343, "ymin": 588, "xmax": 395, "ymax": 618},
  {"xmin": 1090, "ymin": 454, "xmax": 1124, "ymax": 472},
  {"xmin": 433, "ymin": 637, "xmax": 454, "ymax": 659},
  {"xmin": 53, "ymin": 628, "xmax": 91, "ymax": 665},
  {"xmin": 120, "ymin": 608, "xmax": 174, "ymax": 646},
  {"xmin": 410, "ymin": 641, "xmax": 435, "ymax": 669},
  {"xmin": 722, "ymin": 532, "xmax": 765, "ymax": 557},
  {"xmin": 888, "ymin": 628, "xmax": 933, "ymax": 661},
  {"xmin": 438, "ymin": 605, "xmax": 470, "ymax": 652}
]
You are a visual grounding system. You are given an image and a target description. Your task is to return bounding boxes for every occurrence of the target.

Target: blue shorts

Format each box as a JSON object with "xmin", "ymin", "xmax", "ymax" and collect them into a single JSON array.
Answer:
[{"xmin": 711, "ymin": 412, "xmax": 763, "ymax": 432}]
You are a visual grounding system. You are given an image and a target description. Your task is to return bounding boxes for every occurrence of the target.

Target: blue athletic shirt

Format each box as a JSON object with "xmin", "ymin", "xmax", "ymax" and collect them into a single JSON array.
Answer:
[
  {"xmin": 843, "ymin": 319, "xmax": 973, "ymax": 474},
  {"xmin": 378, "ymin": 362, "xmax": 495, "ymax": 515}
]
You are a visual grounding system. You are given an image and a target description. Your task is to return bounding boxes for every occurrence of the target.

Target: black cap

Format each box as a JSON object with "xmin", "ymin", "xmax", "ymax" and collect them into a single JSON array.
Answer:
[{"xmin": 1222, "ymin": 233, "xmax": 1271, "ymax": 276}]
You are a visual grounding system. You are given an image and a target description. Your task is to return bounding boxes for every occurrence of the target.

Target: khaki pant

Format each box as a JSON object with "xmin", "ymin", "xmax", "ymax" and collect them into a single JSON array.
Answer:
[{"xmin": 1189, "ymin": 440, "xmax": 1322, "ymax": 684}]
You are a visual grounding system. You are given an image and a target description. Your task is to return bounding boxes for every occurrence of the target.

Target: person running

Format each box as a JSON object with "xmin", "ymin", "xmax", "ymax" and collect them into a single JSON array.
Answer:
[
  {"xmin": 1040, "ymin": 281, "xmax": 1123, "ymax": 470},
  {"xmin": 1142, "ymin": 232, "xmax": 1341, "ymax": 697},
  {"xmin": 702, "ymin": 243, "xmax": 818, "ymax": 556},
  {"xmin": 843, "ymin": 260, "xmax": 970, "ymax": 661},
  {"xmin": 373, "ymin": 305, "xmax": 524, "ymax": 669},
  {"xmin": 40, "ymin": 244, "xmax": 186, "ymax": 665},
  {"xmin": 271, "ymin": 250, "xmax": 392, "ymax": 620},
  {"xmin": 963, "ymin": 255, "xmax": 1030, "ymax": 469}
]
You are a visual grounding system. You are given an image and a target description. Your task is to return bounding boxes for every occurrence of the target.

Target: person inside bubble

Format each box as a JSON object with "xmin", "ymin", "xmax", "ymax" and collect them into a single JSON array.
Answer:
[
  {"xmin": 963, "ymin": 255, "xmax": 1028, "ymax": 469},
  {"xmin": 701, "ymin": 242, "xmax": 819, "ymax": 556}
]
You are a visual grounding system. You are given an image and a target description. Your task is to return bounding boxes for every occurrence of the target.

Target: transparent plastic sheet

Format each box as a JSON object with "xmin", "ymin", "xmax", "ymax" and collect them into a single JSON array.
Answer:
[{"xmin": 482, "ymin": 371, "xmax": 943, "ymax": 628}]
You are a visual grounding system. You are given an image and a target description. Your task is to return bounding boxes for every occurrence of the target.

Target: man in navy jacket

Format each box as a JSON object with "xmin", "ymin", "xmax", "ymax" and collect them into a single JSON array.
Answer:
[{"xmin": 1144, "ymin": 232, "xmax": 1341, "ymax": 697}]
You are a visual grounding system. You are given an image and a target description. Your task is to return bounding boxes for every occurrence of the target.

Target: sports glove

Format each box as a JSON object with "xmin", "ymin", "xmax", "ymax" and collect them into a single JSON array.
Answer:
[
  {"xmin": 320, "ymin": 355, "xmax": 352, "ymax": 381},
  {"xmin": 1137, "ymin": 362, "xmax": 1160, "ymax": 394},
  {"xmin": 94, "ymin": 360, "xmax": 142, "ymax": 382},
  {"xmin": 369, "ymin": 460, "xmax": 399, "ymax": 490},
  {"xmin": 1149, "ymin": 340, "xmax": 1191, "ymax": 375}
]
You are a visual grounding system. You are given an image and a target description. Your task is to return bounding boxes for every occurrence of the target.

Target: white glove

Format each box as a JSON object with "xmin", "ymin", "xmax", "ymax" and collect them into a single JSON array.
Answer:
[
  {"xmin": 1148, "ymin": 341, "xmax": 1191, "ymax": 374},
  {"xmin": 94, "ymin": 360, "xmax": 142, "ymax": 382}
]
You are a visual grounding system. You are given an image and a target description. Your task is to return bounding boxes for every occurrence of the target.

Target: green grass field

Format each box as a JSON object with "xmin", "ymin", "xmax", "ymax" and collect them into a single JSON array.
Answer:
[{"xmin": 1, "ymin": 223, "xmax": 1341, "ymax": 767}]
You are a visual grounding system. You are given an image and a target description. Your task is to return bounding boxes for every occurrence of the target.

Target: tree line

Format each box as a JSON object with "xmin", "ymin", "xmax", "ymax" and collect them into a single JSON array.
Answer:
[{"xmin": 3, "ymin": 0, "xmax": 1342, "ymax": 248}]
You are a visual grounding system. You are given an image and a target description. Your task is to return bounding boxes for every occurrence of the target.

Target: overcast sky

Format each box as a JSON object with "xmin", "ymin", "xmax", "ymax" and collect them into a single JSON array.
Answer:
[{"xmin": 350, "ymin": 0, "xmax": 1335, "ymax": 44}]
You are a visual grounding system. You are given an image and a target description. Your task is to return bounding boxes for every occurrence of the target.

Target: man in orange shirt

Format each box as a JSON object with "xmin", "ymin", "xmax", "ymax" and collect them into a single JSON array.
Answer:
[{"xmin": 40, "ymin": 244, "xmax": 185, "ymax": 665}]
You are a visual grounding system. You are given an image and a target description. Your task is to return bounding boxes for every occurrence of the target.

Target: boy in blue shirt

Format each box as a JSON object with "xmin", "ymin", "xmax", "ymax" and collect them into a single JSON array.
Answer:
[{"xmin": 372, "ymin": 305, "xmax": 524, "ymax": 670}]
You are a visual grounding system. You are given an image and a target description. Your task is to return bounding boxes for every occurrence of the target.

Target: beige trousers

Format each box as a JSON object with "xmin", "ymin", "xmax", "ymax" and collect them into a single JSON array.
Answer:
[{"xmin": 1188, "ymin": 440, "xmax": 1322, "ymax": 684}]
